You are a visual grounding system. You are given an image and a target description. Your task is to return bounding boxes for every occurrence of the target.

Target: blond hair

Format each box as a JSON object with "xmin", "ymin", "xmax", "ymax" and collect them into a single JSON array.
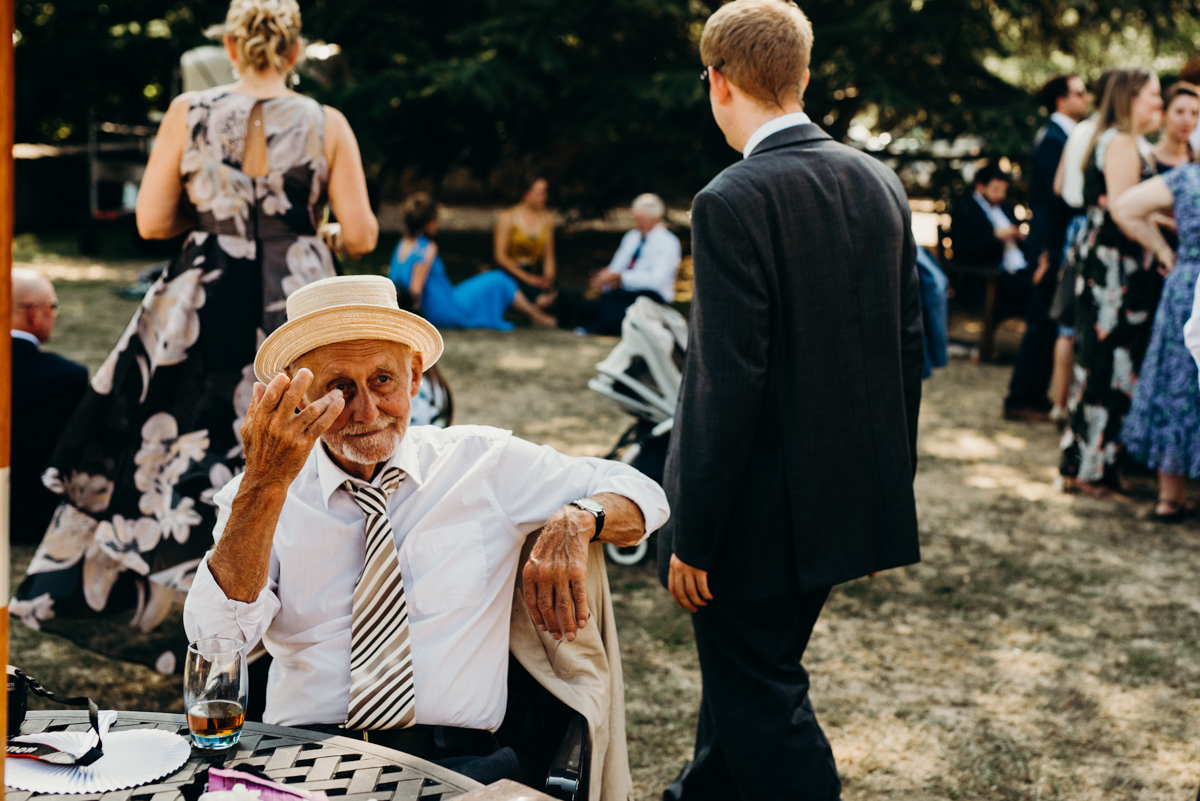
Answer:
[
  {"xmin": 223, "ymin": 0, "xmax": 302, "ymax": 74},
  {"xmin": 1084, "ymin": 68, "xmax": 1155, "ymax": 173},
  {"xmin": 699, "ymin": 0, "xmax": 813, "ymax": 109}
]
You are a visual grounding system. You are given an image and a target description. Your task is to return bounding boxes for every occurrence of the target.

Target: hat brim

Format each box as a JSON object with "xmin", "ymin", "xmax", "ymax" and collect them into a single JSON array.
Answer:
[{"xmin": 254, "ymin": 304, "xmax": 444, "ymax": 384}]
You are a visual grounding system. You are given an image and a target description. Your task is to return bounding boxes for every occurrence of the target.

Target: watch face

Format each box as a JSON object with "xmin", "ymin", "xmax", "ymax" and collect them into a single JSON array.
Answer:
[{"xmin": 573, "ymin": 499, "xmax": 603, "ymax": 515}]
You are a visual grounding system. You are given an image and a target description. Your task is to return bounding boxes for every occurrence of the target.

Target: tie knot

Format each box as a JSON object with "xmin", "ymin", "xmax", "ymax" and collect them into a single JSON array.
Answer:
[{"xmin": 341, "ymin": 466, "xmax": 406, "ymax": 515}]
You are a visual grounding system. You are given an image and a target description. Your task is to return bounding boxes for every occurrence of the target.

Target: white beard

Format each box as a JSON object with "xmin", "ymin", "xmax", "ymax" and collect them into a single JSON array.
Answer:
[{"xmin": 323, "ymin": 415, "xmax": 404, "ymax": 466}]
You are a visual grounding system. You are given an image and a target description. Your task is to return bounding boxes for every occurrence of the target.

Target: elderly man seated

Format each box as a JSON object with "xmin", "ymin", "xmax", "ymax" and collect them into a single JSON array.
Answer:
[
  {"xmin": 184, "ymin": 275, "xmax": 668, "ymax": 786},
  {"xmin": 558, "ymin": 193, "xmax": 682, "ymax": 335}
]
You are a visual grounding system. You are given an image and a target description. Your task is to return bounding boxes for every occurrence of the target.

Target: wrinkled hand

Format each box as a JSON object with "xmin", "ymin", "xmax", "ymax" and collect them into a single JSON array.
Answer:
[
  {"xmin": 523, "ymin": 507, "xmax": 594, "ymax": 641},
  {"xmin": 241, "ymin": 369, "xmax": 345, "ymax": 490},
  {"xmin": 668, "ymin": 554, "xmax": 712, "ymax": 613},
  {"xmin": 1032, "ymin": 252, "xmax": 1051, "ymax": 286}
]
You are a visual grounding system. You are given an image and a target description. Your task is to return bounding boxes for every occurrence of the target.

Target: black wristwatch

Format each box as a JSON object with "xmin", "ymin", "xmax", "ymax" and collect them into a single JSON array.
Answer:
[{"xmin": 569, "ymin": 498, "xmax": 605, "ymax": 542}]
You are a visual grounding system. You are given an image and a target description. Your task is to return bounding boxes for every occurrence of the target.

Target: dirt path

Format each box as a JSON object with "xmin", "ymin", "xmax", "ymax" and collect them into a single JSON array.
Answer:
[{"xmin": 10, "ymin": 280, "xmax": 1200, "ymax": 798}]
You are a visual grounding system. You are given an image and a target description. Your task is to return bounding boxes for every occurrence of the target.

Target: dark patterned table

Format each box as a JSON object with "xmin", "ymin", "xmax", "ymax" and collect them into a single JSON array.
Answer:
[{"xmin": 7, "ymin": 711, "xmax": 484, "ymax": 801}]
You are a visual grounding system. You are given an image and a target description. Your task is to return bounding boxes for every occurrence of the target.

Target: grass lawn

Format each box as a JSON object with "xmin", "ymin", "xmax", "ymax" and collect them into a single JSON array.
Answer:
[{"xmin": 10, "ymin": 260, "xmax": 1200, "ymax": 800}]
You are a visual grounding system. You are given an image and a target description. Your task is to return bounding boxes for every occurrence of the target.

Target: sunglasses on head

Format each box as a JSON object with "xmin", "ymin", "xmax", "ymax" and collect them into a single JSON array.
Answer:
[{"xmin": 700, "ymin": 62, "xmax": 724, "ymax": 95}]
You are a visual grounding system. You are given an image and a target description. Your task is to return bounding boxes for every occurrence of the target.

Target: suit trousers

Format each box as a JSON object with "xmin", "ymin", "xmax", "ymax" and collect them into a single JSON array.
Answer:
[
  {"xmin": 664, "ymin": 587, "xmax": 839, "ymax": 801},
  {"xmin": 1005, "ymin": 268, "xmax": 1060, "ymax": 411}
]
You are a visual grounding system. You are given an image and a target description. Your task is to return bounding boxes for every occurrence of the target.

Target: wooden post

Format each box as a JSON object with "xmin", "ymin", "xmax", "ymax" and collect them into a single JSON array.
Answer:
[{"xmin": 1, "ymin": 0, "xmax": 15, "ymax": 782}]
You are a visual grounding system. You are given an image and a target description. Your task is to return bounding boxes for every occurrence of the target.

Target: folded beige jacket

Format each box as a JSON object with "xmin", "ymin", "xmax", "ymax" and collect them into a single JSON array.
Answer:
[{"xmin": 510, "ymin": 540, "xmax": 632, "ymax": 801}]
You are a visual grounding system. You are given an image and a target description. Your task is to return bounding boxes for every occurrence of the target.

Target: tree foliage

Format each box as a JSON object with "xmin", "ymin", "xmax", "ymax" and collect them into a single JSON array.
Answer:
[{"xmin": 13, "ymin": 0, "xmax": 1200, "ymax": 209}]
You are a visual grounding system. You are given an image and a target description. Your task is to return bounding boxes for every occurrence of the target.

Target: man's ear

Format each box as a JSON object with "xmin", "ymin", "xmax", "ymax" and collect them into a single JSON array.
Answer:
[
  {"xmin": 800, "ymin": 68, "xmax": 811, "ymax": 100},
  {"xmin": 409, "ymin": 352, "xmax": 425, "ymax": 399},
  {"xmin": 711, "ymin": 68, "xmax": 733, "ymax": 105}
]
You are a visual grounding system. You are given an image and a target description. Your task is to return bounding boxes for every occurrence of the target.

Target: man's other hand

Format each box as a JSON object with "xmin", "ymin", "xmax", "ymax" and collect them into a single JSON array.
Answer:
[
  {"xmin": 523, "ymin": 506, "xmax": 594, "ymax": 642},
  {"xmin": 668, "ymin": 554, "xmax": 713, "ymax": 613},
  {"xmin": 242, "ymin": 369, "xmax": 344, "ymax": 490}
]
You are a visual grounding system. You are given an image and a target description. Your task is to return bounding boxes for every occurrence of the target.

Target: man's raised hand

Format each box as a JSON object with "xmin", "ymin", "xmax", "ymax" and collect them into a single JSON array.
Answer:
[{"xmin": 241, "ymin": 369, "xmax": 344, "ymax": 490}]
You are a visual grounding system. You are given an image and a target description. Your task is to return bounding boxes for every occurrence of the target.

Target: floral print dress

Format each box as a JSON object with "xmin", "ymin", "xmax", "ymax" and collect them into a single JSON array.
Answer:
[
  {"xmin": 1059, "ymin": 128, "xmax": 1164, "ymax": 485},
  {"xmin": 1120, "ymin": 163, "xmax": 1200, "ymax": 477},
  {"xmin": 12, "ymin": 88, "xmax": 338, "ymax": 672}
]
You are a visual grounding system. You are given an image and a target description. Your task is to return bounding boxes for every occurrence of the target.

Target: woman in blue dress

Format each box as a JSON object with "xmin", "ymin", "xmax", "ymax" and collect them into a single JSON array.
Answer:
[
  {"xmin": 389, "ymin": 193, "xmax": 556, "ymax": 329},
  {"xmin": 1113, "ymin": 161, "xmax": 1200, "ymax": 521}
]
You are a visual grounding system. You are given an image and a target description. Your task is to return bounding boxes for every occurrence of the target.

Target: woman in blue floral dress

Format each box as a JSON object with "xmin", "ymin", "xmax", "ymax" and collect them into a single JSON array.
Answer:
[
  {"xmin": 1115, "ymin": 162, "xmax": 1200, "ymax": 521},
  {"xmin": 12, "ymin": 0, "xmax": 378, "ymax": 670}
]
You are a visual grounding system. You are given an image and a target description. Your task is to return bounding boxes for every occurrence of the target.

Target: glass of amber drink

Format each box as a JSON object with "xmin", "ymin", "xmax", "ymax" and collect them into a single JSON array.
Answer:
[{"xmin": 184, "ymin": 638, "xmax": 248, "ymax": 749}]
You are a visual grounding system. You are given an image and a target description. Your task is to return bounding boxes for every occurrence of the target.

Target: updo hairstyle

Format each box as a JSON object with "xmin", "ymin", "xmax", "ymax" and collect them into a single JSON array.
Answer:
[
  {"xmin": 223, "ymin": 0, "xmax": 302, "ymax": 74},
  {"xmin": 401, "ymin": 193, "xmax": 439, "ymax": 237}
]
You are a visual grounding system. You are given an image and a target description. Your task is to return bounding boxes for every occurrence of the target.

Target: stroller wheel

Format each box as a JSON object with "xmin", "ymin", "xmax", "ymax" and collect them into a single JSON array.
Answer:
[{"xmin": 604, "ymin": 541, "xmax": 649, "ymax": 566}]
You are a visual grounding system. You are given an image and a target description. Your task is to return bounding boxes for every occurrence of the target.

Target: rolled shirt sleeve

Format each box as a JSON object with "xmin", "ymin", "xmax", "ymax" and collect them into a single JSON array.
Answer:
[
  {"xmin": 492, "ymin": 434, "xmax": 670, "ymax": 541},
  {"xmin": 183, "ymin": 474, "xmax": 282, "ymax": 651}
]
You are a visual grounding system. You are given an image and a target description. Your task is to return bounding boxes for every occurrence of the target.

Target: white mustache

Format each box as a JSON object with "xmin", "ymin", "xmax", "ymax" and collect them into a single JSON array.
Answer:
[{"xmin": 338, "ymin": 414, "xmax": 399, "ymax": 436}]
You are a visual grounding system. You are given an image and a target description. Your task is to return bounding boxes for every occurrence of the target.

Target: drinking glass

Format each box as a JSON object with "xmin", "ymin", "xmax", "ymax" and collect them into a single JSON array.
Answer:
[{"xmin": 184, "ymin": 638, "xmax": 247, "ymax": 750}]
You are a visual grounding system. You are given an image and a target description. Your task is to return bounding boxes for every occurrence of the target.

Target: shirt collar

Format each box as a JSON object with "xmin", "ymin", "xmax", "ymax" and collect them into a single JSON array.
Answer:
[
  {"xmin": 1050, "ymin": 112, "xmax": 1078, "ymax": 136},
  {"xmin": 11, "ymin": 329, "xmax": 40, "ymax": 347},
  {"xmin": 743, "ymin": 111, "xmax": 812, "ymax": 159},
  {"xmin": 315, "ymin": 430, "xmax": 424, "ymax": 508},
  {"xmin": 973, "ymin": 190, "xmax": 995, "ymax": 213}
]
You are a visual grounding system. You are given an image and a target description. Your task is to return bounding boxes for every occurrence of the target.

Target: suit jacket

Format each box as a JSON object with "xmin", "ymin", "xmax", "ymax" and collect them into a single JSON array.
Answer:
[
  {"xmin": 658, "ymin": 124, "xmax": 923, "ymax": 598},
  {"xmin": 950, "ymin": 196, "xmax": 1019, "ymax": 268},
  {"xmin": 1025, "ymin": 119, "xmax": 1072, "ymax": 269},
  {"xmin": 10, "ymin": 337, "xmax": 88, "ymax": 544}
]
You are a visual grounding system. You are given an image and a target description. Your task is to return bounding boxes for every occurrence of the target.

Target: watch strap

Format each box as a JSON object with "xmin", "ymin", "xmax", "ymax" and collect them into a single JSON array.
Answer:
[{"xmin": 570, "ymin": 499, "xmax": 605, "ymax": 541}]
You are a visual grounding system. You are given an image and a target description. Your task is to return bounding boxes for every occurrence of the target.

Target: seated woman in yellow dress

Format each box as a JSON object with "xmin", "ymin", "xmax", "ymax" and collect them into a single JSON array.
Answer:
[{"xmin": 493, "ymin": 176, "xmax": 559, "ymax": 311}]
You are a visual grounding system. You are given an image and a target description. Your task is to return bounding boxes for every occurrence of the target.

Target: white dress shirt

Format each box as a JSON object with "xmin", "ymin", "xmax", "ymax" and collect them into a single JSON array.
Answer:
[
  {"xmin": 1049, "ymin": 112, "xmax": 1078, "ymax": 138},
  {"xmin": 605, "ymin": 224, "xmax": 682, "ymax": 303},
  {"xmin": 184, "ymin": 424, "xmax": 670, "ymax": 732},
  {"xmin": 973, "ymin": 191, "xmax": 1028, "ymax": 274},
  {"xmin": 11, "ymin": 329, "xmax": 40, "ymax": 346},
  {"xmin": 743, "ymin": 111, "xmax": 812, "ymax": 158}
]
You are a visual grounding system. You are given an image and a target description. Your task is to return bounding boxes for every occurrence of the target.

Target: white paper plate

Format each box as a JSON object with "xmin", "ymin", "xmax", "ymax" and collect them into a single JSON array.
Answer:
[{"xmin": 7, "ymin": 720, "xmax": 191, "ymax": 794}]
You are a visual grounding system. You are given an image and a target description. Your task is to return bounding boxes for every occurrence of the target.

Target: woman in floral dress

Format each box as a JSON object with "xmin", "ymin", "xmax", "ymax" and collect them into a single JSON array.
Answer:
[
  {"xmin": 12, "ymin": 0, "xmax": 377, "ymax": 670},
  {"xmin": 1059, "ymin": 69, "xmax": 1164, "ymax": 493},
  {"xmin": 1115, "ymin": 163, "xmax": 1200, "ymax": 521}
]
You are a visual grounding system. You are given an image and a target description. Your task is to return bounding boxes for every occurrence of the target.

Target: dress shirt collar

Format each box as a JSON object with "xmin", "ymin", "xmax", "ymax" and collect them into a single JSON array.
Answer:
[
  {"xmin": 973, "ymin": 190, "xmax": 997, "ymax": 213},
  {"xmin": 316, "ymin": 431, "xmax": 424, "ymax": 508},
  {"xmin": 11, "ymin": 329, "xmax": 40, "ymax": 347},
  {"xmin": 1050, "ymin": 112, "xmax": 1078, "ymax": 137},
  {"xmin": 743, "ymin": 111, "xmax": 812, "ymax": 159}
]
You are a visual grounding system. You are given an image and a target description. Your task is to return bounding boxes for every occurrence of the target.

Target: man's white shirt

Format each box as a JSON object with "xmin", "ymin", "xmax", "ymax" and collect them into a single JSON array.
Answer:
[
  {"xmin": 184, "ymin": 425, "xmax": 669, "ymax": 732},
  {"xmin": 11, "ymin": 329, "xmax": 40, "ymax": 346},
  {"xmin": 605, "ymin": 224, "xmax": 682, "ymax": 303},
  {"xmin": 742, "ymin": 111, "xmax": 812, "ymax": 159}
]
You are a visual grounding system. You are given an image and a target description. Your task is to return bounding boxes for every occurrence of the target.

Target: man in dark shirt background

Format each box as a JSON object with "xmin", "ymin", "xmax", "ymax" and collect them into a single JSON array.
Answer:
[{"xmin": 10, "ymin": 268, "xmax": 87, "ymax": 544}]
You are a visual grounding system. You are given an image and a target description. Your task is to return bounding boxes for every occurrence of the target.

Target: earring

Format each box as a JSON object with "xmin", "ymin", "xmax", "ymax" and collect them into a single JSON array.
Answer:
[{"xmin": 232, "ymin": 65, "xmax": 241, "ymax": 80}]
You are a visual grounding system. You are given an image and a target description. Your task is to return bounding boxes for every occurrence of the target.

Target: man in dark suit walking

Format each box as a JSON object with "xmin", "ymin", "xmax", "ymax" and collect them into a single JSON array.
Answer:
[
  {"xmin": 1003, "ymin": 75, "xmax": 1089, "ymax": 421},
  {"xmin": 658, "ymin": 2, "xmax": 923, "ymax": 798},
  {"xmin": 10, "ymin": 268, "xmax": 88, "ymax": 544}
]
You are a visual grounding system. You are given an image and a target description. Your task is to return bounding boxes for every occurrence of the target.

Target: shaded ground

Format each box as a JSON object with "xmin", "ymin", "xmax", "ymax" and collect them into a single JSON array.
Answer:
[{"xmin": 10, "ymin": 263, "xmax": 1200, "ymax": 800}]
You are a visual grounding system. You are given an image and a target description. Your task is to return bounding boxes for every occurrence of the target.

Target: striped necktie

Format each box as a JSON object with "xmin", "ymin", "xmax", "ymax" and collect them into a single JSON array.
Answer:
[{"xmin": 341, "ymin": 466, "xmax": 416, "ymax": 730}]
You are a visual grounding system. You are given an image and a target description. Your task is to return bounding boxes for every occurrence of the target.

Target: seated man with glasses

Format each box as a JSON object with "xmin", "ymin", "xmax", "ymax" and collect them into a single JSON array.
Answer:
[
  {"xmin": 10, "ymin": 268, "xmax": 87, "ymax": 545},
  {"xmin": 184, "ymin": 275, "xmax": 668, "ymax": 788}
]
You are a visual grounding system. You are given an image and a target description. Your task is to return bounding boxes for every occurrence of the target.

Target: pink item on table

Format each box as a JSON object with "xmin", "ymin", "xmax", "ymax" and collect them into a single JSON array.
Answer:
[{"xmin": 206, "ymin": 767, "xmax": 329, "ymax": 801}]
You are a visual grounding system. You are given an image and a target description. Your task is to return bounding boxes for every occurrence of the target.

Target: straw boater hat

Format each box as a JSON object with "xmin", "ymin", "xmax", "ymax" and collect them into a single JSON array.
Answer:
[{"xmin": 254, "ymin": 275, "xmax": 443, "ymax": 384}]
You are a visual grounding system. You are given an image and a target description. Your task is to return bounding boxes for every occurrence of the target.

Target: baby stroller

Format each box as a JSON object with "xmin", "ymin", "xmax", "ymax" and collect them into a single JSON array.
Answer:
[{"xmin": 588, "ymin": 297, "xmax": 687, "ymax": 565}]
